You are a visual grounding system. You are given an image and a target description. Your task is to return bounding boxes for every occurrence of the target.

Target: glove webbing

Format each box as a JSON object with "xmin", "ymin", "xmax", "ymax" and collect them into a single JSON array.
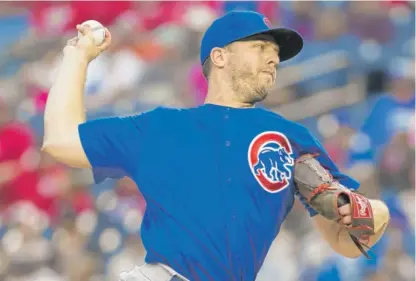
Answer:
[{"xmin": 350, "ymin": 235, "xmax": 371, "ymax": 259}]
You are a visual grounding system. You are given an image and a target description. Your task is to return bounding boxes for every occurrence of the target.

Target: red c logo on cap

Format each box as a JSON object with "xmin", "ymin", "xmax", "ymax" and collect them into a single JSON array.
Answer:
[{"xmin": 263, "ymin": 17, "xmax": 272, "ymax": 28}]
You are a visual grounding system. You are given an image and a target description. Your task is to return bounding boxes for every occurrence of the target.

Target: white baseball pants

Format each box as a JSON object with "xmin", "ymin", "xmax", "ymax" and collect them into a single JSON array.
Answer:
[{"xmin": 119, "ymin": 263, "xmax": 189, "ymax": 281}]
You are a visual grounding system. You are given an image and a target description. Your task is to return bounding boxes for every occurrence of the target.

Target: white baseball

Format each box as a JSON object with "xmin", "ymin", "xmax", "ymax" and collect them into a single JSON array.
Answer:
[{"xmin": 78, "ymin": 20, "xmax": 106, "ymax": 45}]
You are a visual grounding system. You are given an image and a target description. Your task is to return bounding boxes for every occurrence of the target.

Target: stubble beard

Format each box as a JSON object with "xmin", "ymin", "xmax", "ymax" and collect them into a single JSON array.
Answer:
[{"xmin": 230, "ymin": 71, "xmax": 269, "ymax": 105}]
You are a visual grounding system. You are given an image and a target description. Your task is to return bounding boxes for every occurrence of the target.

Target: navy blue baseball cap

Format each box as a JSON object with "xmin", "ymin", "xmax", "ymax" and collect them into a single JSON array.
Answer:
[{"xmin": 200, "ymin": 10, "xmax": 303, "ymax": 65}]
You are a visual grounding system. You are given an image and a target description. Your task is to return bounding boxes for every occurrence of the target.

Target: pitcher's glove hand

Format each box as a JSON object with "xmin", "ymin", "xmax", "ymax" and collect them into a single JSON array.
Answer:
[{"xmin": 294, "ymin": 154, "xmax": 375, "ymax": 259}]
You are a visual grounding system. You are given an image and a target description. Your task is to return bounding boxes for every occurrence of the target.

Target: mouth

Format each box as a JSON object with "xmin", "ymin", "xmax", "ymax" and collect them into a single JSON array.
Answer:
[{"xmin": 262, "ymin": 71, "xmax": 275, "ymax": 80}]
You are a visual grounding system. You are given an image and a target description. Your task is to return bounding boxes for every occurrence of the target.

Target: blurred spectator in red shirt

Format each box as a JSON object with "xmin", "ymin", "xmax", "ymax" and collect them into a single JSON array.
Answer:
[
  {"xmin": 0, "ymin": 101, "xmax": 69, "ymax": 218},
  {"xmin": 381, "ymin": 0, "xmax": 414, "ymax": 8},
  {"xmin": 21, "ymin": 1, "xmax": 132, "ymax": 36},
  {"xmin": 17, "ymin": 0, "xmax": 225, "ymax": 37},
  {"xmin": 118, "ymin": 1, "xmax": 221, "ymax": 32},
  {"xmin": 129, "ymin": 1, "xmax": 186, "ymax": 32},
  {"xmin": 36, "ymin": 152, "xmax": 72, "ymax": 219},
  {"xmin": 0, "ymin": 101, "xmax": 38, "ymax": 211}
]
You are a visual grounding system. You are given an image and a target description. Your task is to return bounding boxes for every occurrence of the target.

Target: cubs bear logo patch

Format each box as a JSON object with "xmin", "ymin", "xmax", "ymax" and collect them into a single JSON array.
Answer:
[{"xmin": 248, "ymin": 131, "xmax": 294, "ymax": 193}]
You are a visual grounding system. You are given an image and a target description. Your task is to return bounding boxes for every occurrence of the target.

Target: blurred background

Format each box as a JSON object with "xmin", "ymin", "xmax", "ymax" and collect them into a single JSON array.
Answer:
[{"xmin": 0, "ymin": 1, "xmax": 414, "ymax": 281}]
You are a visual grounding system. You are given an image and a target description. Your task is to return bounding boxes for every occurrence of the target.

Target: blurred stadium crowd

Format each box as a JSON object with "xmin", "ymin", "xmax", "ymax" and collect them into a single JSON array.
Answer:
[{"xmin": 0, "ymin": 1, "xmax": 414, "ymax": 281}]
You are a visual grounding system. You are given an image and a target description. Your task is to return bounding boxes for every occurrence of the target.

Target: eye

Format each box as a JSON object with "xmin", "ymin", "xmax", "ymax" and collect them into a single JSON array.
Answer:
[{"xmin": 253, "ymin": 44, "xmax": 265, "ymax": 51}]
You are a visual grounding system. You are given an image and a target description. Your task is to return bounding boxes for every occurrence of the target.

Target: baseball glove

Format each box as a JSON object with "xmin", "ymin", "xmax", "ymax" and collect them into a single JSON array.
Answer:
[{"xmin": 294, "ymin": 154, "xmax": 375, "ymax": 259}]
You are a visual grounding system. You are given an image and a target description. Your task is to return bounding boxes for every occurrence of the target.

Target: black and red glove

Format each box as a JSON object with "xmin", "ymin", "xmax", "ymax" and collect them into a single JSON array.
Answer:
[{"xmin": 294, "ymin": 154, "xmax": 375, "ymax": 258}]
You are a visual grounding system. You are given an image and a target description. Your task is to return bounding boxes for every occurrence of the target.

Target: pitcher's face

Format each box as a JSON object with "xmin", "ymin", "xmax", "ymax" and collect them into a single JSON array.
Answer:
[{"xmin": 224, "ymin": 35, "xmax": 280, "ymax": 103}]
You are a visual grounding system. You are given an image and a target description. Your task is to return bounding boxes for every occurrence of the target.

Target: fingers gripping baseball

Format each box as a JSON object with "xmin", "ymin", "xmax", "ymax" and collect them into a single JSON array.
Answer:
[
  {"xmin": 338, "ymin": 204, "xmax": 352, "ymax": 225},
  {"xmin": 67, "ymin": 37, "xmax": 79, "ymax": 47},
  {"xmin": 64, "ymin": 24, "xmax": 112, "ymax": 62}
]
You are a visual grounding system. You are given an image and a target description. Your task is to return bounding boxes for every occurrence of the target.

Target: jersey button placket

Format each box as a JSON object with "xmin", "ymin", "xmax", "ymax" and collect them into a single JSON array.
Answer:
[
  {"xmin": 223, "ymin": 109, "xmax": 235, "ymax": 222},
  {"xmin": 225, "ymin": 113, "xmax": 231, "ymax": 147}
]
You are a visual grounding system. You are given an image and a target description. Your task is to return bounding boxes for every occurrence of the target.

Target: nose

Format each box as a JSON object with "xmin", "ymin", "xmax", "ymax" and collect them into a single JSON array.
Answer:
[
  {"xmin": 267, "ymin": 53, "xmax": 279, "ymax": 69},
  {"xmin": 266, "ymin": 49, "xmax": 280, "ymax": 69}
]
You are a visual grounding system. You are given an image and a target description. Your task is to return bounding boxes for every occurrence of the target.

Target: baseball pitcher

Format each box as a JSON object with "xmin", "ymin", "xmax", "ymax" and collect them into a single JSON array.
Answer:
[{"xmin": 42, "ymin": 11, "xmax": 390, "ymax": 281}]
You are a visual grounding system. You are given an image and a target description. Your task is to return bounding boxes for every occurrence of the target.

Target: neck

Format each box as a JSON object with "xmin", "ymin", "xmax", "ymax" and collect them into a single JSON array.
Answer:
[{"xmin": 204, "ymin": 75, "xmax": 255, "ymax": 108}]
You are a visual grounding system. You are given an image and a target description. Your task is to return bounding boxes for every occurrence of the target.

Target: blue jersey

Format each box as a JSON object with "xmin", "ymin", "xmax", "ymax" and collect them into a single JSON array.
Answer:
[{"xmin": 78, "ymin": 104, "xmax": 359, "ymax": 281}]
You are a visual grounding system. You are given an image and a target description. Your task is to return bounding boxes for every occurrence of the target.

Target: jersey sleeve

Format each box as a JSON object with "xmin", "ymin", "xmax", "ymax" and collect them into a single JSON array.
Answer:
[
  {"xmin": 296, "ymin": 129, "xmax": 360, "ymax": 217},
  {"xmin": 78, "ymin": 109, "xmax": 156, "ymax": 184}
]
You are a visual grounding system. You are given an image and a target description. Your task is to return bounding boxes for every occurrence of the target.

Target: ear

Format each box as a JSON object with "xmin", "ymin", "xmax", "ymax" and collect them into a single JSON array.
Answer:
[{"xmin": 210, "ymin": 47, "xmax": 227, "ymax": 69}]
